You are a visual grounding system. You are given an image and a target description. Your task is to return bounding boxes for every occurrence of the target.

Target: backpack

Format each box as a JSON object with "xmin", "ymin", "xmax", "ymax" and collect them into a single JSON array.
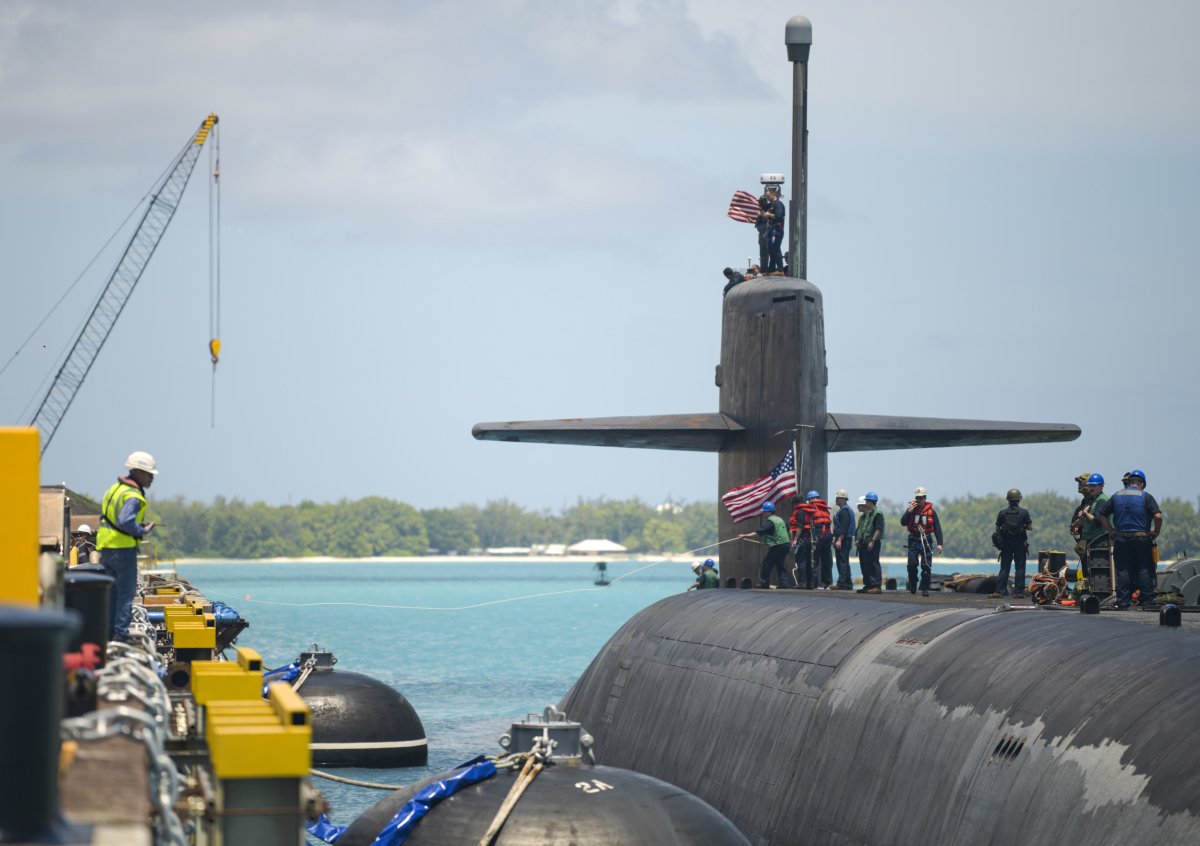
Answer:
[{"xmin": 1001, "ymin": 507, "xmax": 1026, "ymax": 538}]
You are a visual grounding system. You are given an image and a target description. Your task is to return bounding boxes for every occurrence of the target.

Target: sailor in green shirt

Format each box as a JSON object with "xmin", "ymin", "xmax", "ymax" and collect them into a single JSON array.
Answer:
[
  {"xmin": 687, "ymin": 559, "xmax": 721, "ymax": 591},
  {"xmin": 739, "ymin": 502, "xmax": 792, "ymax": 589},
  {"xmin": 1077, "ymin": 472, "xmax": 1111, "ymax": 592},
  {"xmin": 1079, "ymin": 474, "xmax": 1109, "ymax": 544},
  {"xmin": 854, "ymin": 492, "xmax": 885, "ymax": 593}
]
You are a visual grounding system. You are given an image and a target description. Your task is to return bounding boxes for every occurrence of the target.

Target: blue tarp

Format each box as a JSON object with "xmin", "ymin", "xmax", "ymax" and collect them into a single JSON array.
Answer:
[
  {"xmin": 146, "ymin": 602, "xmax": 239, "ymax": 624},
  {"xmin": 210, "ymin": 601, "xmax": 241, "ymax": 621},
  {"xmin": 262, "ymin": 661, "xmax": 301, "ymax": 697},
  {"xmin": 371, "ymin": 758, "xmax": 497, "ymax": 846},
  {"xmin": 307, "ymin": 813, "xmax": 348, "ymax": 843}
]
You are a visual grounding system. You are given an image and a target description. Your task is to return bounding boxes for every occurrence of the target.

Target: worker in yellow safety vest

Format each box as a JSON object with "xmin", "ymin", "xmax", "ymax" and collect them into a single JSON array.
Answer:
[{"xmin": 98, "ymin": 451, "xmax": 158, "ymax": 641}]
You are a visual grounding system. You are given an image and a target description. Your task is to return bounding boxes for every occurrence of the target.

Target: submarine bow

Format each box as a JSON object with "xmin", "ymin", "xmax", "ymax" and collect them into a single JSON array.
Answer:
[{"xmin": 560, "ymin": 592, "xmax": 1200, "ymax": 845}]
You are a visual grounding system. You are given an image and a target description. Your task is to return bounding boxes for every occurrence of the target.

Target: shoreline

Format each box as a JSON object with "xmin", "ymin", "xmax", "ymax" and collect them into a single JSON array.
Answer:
[{"xmin": 165, "ymin": 555, "xmax": 1006, "ymax": 567}]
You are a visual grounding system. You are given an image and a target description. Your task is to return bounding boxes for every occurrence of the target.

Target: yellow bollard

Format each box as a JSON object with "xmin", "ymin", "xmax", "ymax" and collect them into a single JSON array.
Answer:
[{"xmin": 0, "ymin": 428, "xmax": 40, "ymax": 606}]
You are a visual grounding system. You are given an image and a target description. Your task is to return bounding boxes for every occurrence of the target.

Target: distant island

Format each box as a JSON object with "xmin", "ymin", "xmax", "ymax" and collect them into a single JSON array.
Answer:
[{"xmin": 130, "ymin": 493, "xmax": 1200, "ymax": 563}]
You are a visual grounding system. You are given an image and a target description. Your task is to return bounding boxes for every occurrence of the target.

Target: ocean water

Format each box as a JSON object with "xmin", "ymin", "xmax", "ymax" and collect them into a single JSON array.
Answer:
[
  {"xmin": 177, "ymin": 557, "xmax": 1006, "ymax": 830},
  {"xmin": 177, "ymin": 558, "xmax": 687, "ymax": 828}
]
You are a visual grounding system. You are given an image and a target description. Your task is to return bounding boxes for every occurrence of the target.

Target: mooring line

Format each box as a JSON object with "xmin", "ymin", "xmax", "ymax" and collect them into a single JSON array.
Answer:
[{"xmin": 191, "ymin": 538, "xmax": 743, "ymax": 612}]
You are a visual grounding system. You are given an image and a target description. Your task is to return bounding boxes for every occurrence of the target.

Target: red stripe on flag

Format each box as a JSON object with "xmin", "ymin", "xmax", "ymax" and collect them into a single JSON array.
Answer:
[
  {"xmin": 727, "ymin": 189, "xmax": 759, "ymax": 224},
  {"xmin": 721, "ymin": 448, "xmax": 798, "ymax": 523}
]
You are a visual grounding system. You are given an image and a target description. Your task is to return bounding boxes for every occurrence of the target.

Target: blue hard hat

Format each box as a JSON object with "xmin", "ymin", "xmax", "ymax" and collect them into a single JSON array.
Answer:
[
  {"xmin": 806, "ymin": 490, "xmax": 820, "ymax": 499},
  {"xmin": 864, "ymin": 491, "xmax": 879, "ymax": 502},
  {"xmin": 761, "ymin": 502, "xmax": 775, "ymax": 512},
  {"xmin": 1127, "ymin": 469, "xmax": 1146, "ymax": 482},
  {"xmin": 703, "ymin": 558, "xmax": 716, "ymax": 568},
  {"xmin": 1088, "ymin": 473, "xmax": 1104, "ymax": 485}
]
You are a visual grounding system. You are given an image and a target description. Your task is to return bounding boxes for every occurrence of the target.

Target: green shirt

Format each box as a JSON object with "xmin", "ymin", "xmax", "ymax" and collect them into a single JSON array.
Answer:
[
  {"xmin": 1081, "ymin": 492, "xmax": 1109, "ymax": 542},
  {"xmin": 699, "ymin": 570, "xmax": 720, "ymax": 589},
  {"xmin": 762, "ymin": 514, "xmax": 789, "ymax": 547},
  {"xmin": 855, "ymin": 510, "xmax": 884, "ymax": 544}
]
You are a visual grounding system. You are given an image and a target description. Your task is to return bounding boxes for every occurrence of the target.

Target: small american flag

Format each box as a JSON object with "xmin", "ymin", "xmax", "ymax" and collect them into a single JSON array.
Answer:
[
  {"xmin": 727, "ymin": 189, "xmax": 759, "ymax": 224},
  {"xmin": 721, "ymin": 448, "xmax": 798, "ymax": 523}
]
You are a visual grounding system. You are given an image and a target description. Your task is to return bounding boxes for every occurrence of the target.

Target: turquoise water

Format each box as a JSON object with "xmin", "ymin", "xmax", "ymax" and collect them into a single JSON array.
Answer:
[
  {"xmin": 177, "ymin": 559, "xmax": 686, "ymax": 827},
  {"xmin": 177, "ymin": 557, "xmax": 1007, "ymax": 829}
]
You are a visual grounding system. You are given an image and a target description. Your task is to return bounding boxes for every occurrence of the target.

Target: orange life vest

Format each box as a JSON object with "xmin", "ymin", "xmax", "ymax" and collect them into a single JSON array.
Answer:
[
  {"xmin": 791, "ymin": 500, "xmax": 832, "ymax": 538},
  {"xmin": 808, "ymin": 499, "xmax": 832, "ymax": 534},
  {"xmin": 906, "ymin": 501, "xmax": 936, "ymax": 534},
  {"xmin": 789, "ymin": 502, "xmax": 813, "ymax": 533}
]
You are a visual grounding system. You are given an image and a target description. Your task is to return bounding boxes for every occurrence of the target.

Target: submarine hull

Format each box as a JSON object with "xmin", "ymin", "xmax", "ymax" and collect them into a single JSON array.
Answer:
[
  {"xmin": 560, "ymin": 591, "xmax": 1200, "ymax": 845},
  {"xmin": 338, "ymin": 763, "xmax": 750, "ymax": 845}
]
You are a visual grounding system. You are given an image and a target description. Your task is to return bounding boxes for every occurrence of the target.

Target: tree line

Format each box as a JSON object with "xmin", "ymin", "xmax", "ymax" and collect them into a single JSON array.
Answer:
[{"xmin": 141, "ymin": 492, "xmax": 1200, "ymax": 562}]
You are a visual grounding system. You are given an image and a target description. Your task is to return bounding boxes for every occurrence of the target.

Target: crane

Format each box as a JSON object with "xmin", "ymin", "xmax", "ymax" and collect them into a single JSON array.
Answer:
[{"xmin": 29, "ymin": 113, "xmax": 219, "ymax": 456}]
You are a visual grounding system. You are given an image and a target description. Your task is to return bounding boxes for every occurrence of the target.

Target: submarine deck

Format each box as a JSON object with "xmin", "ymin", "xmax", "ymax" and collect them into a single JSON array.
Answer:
[
  {"xmin": 563, "ymin": 586, "xmax": 1200, "ymax": 844},
  {"xmin": 747, "ymin": 585, "xmax": 1200, "ymax": 631}
]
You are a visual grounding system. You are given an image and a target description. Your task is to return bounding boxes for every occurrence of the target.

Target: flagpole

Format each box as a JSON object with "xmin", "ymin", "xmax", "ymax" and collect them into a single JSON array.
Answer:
[
  {"xmin": 793, "ymin": 423, "xmax": 814, "ymax": 495},
  {"xmin": 794, "ymin": 432, "xmax": 801, "ymax": 493}
]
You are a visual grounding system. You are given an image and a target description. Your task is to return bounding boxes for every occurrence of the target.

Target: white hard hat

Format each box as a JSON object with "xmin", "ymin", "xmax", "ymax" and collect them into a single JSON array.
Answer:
[
  {"xmin": 914, "ymin": 486, "xmax": 927, "ymax": 497},
  {"xmin": 75, "ymin": 524, "xmax": 92, "ymax": 534},
  {"xmin": 835, "ymin": 489, "xmax": 849, "ymax": 499},
  {"xmin": 691, "ymin": 562, "xmax": 702, "ymax": 572},
  {"xmin": 125, "ymin": 451, "xmax": 158, "ymax": 475},
  {"xmin": 856, "ymin": 496, "xmax": 867, "ymax": 506}
]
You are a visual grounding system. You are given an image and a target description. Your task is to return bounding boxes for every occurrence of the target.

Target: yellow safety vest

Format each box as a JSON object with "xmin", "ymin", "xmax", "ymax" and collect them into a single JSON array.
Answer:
[{"xmin": 97, "ymin": 481, "xmax": 147, "ymax": 550}]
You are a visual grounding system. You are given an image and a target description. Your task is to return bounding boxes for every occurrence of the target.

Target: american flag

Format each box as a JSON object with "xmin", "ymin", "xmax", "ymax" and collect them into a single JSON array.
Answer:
[
  {"xmin": 727, "ymin": 189, "xmax": 759, "ymax": 224},
  {"xmin": 721, "ymin": 448, "xmax": 798, "ymax": 523}
]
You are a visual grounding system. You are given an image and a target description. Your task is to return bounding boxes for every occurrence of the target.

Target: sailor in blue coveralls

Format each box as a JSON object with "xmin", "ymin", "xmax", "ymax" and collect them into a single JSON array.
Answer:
[{"xmin": 1096, "ymin": 469, "xmax": 1162, "ymax": 609}]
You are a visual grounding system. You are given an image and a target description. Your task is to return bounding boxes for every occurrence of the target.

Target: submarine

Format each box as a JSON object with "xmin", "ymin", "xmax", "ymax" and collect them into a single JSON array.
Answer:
[
  {"xmin": 560, "ymin": 591, "xmax": 1200, "ymax": 844},
  {"xmin": 468, "ymin": 14, "xmax": 1200, "ymax": 846},
  {"xmin": 473, "ymin": 15, "xmax": 1080, "ymax": 587}
]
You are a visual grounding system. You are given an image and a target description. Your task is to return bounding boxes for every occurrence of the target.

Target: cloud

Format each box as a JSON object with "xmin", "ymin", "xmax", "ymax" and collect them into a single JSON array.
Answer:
[{"xmin": 0, "ymin": 0, "xmax": 770, "ymax": 243}]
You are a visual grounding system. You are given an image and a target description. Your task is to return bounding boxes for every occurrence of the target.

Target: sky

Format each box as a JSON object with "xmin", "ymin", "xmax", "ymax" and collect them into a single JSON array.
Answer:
[{"xmin": 2, "ymin": 0, "xmax": 1198, "ymax": 512}]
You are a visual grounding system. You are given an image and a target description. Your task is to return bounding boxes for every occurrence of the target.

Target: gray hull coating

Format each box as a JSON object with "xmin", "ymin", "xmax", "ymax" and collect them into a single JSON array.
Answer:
[{"xmin": 561, "ymin": 591, "xmax": 1200, "ymax": 845}]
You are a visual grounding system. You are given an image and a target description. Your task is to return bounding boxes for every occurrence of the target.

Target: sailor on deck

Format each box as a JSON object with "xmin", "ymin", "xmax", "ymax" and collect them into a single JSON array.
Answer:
[
  {"xmin": 855, "ymin": 493, "xmax": 884, "ymax": 594},
  {"xmin": 688, "ymin": 559, "xmax": 720, "ymax": 591},
  {"xmin": 900, "ymin": 487, "xmax": 943, "ymax": 597},
  {"xmin": 741, "ymin": 502, "xmax": 792, "ymax": 589},
  {"xmin": 992, "ymin": 489, "xmax": 1033, "ymax": 598},
  {"xmin": 1096, "ymin": 469, "xmax": 1161, "ymax": 609},
  {"xmin": 755, "ymin": 187, "xmax": 785, "ymax": 273},
  {"xmin": 831, "ymin": 489, "xmax": 855, "ymax": 590}
]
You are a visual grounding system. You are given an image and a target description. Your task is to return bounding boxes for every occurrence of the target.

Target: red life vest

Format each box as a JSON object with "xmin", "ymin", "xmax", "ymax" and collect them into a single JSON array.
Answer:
[
  {"xmin": 907, "ymin": 501, "xmax": 936, "ymax": 534},
  {"xmin": 789, "ymin": 502, "xmax": 813, "ymax": 533},
  {"xmin": 808, "ymin": 500, "xmax": 832, "ymax": 536},
  {"xmin": 791, "ymin": 500, "xmax": 832, "ymax": 538}
]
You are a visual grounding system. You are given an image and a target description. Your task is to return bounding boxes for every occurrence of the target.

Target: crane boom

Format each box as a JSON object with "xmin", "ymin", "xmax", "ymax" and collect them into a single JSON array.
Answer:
[{"xmin": 30, "ymin": 113, "xmax": 218, "ymax": 456}]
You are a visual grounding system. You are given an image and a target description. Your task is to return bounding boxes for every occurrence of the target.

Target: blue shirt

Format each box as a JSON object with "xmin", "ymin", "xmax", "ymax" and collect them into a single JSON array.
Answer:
[
  {"xmin": 1097, "ymin": 486, "xmax": 1160, "ymax": 534},
  {"xmin": 115, "ymin": 493, "xmax": 149, "ymax": 538},
  {"xmin": 833, "ymin": 503, "xmax": 856, "ymax": 538}
]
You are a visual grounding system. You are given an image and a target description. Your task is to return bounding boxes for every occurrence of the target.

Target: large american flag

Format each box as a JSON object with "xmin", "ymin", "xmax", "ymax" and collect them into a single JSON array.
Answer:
[
  {"xmin": 727, "ymin": 189, "xmax": 759, "ymax": 224},
  {"xmin": 721, "ymin": 448, "xmax": 798, "ymax": 523}
]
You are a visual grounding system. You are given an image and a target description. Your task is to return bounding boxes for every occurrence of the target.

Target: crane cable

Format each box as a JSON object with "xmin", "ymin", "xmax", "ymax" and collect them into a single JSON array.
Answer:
[
  {"xmin": 0, "ymin": 140, "xmax": 190, "ymax": 416},
  {"xmin": 208, "ymin": 121, "xmax": 221, "ymax": 427}
]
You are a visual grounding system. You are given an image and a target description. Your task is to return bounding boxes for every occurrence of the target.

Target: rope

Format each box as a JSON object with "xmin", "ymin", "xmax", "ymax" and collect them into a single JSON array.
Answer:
[
  {"xmin": 477, "ymin": 752, "xmax": 543, "ymax": 846},
  {"xmin": 195, "ymin": 538, "xmax": 744, "ymax": 613},
  {"xmin": 0, "ymin": 146, "xmax": 184, "ymax": 388},
  {"xmin": 293, "ymin": 658, "xmax": 315, "ymax": 692},
  {"xmin": 310, "ymin": 768, "xmax": 404, "ymax": 791}
]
